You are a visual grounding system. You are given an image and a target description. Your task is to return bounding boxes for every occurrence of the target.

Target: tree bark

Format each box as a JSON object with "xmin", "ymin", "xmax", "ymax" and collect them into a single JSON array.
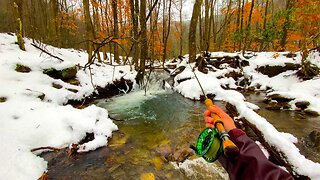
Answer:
[
  {"xmin": 162, "ymin": 0, "xmax": 172, "ymax": 66},
  {"xmin": 137, "ymin": 0, "xmax": 147, "ymax": 85},
  {"xmin": 13, "ymin": 1, "xmax": 25, "ymax": 51},
  {"xmin": 279, "ymin": 0, "xmax": 294, "ymax": 51},
  {"xmin": 243, "ymin": 0, "xmax": 255, "ymax": 53},
  {"xmin": 189, "ymin": 0, "xmax": 203, "ymax": 63},
  {"xmin": 112, "ymin": 0, "xmax": 120, "ymax": 63},
  {"xmin": 83, "ymin": 0, "xmax": 94, "ymax": 62}
]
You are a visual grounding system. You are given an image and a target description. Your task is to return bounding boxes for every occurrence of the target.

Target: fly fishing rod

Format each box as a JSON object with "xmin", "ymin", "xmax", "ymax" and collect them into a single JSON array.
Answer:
[{"xmin": 190, "ymin": 63, "xmax": 239, "ymax": 160}]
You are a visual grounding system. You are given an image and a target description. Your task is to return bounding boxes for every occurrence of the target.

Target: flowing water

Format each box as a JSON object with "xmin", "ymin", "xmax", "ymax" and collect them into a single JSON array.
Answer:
[{"xmin": 42, "ymin": 73, "xmax": 320, "ymax": 179}]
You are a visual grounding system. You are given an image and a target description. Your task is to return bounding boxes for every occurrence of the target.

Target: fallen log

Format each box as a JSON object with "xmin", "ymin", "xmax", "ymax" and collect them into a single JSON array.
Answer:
[{"xmin": 226, "ymin": 103, "xmax": 310, "ymax": 180}]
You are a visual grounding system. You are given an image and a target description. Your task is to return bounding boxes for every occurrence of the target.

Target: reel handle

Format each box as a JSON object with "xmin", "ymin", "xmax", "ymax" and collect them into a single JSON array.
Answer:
[{"xmin": 205, "ymin": 99, "xmax": 239, "ymax": 158}]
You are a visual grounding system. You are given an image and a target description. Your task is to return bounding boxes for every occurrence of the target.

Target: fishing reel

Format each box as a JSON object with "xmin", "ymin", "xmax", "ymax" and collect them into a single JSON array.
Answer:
[{"xmin": 191, "ymin": 128, "xmax": 223, "ymax": 162}]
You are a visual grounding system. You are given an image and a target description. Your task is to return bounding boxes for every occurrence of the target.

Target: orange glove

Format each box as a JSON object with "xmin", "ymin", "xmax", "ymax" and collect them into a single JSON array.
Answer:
[{"xmin": 205, "ymin": 105, "xmax": 236, "ymax": 132}]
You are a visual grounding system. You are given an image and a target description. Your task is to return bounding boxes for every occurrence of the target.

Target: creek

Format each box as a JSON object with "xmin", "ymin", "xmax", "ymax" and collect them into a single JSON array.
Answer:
[{"xmin": 42, "ymin": 73, "xmax": 320, "ymax": 179}]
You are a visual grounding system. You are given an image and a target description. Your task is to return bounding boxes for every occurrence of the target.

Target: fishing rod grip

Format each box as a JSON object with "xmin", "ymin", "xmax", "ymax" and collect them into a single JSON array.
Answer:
[{"xmin": 204, "ymin": 99, "xmax": 239, "ymax": 158}]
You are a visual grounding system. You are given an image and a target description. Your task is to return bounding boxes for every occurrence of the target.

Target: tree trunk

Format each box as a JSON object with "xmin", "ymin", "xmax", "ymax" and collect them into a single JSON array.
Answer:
[
  {"xmin": 162, "ymin": 0, "xmax": 172, "ymax": 67},
  {"xmin": 189, "ymin": 0, "xmax": 203, "ymax": 63},
  {"xmin": 13, "ymin": 1, "xmax": 25, "ymax": 51},
  {"xmin": 137, "ymin": 0, "xmax": 147, "ymax": 85},
  {"xmin": 179, "ymin": 0, "xmax": 183, "ymax": 55},
  {"xmin": 129, "ymin": 0, "xmax": 140, "ymax": 70},
  {"xmin": 259, "ymin": 0, "xmax": 269, "ymax": 51},
  {"xmin": 279, "ymin": 0, "xmax": 294, "ymax": 51},
  {"xmin": 112, "ymin": 0, "xmax": 120, "ymax": 63},
  {"xmin": 243, "ymin": 0, "xmax": 255, "ymax": 53},
  {"xmin": 203, "ymin": 0, "xmax": 210, "ymax": 51},
  {"xmin": 83, "ymin": 0, "xmax": 94, "ymax": 62}
]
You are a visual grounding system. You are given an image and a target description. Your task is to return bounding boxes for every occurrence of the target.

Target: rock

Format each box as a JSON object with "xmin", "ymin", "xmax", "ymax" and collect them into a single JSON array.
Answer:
[
  {"xmin": 43, "ymin": 68, "xmax": 61, "ymax": 79},
  {"xmin": 239, "ymin": 77, "xmax": 251, "ymax": 87},
  {"xmin": 225, "ymin": 71, "xmax": 242, "ymax": 81},
  {"xmin": 247, "ymin": 86, "xmax": 256, "ymax": 92},
  {"xmin": 305, "ymin": 109, "xmax": 320, "ymax": 116},
  {"xmin": 108, "ymin": 132, "xmax": 129, "ymax": 148},
  {"xmin": 267, "ymin": 93, "xmax": 294, "ymax": 102},
  {"xmin": 151, "ymin": 157, "xmax": 165, "ymax": 170},
  {"xmin": 66, "ymin": 78, "xmax": 80, "ymax": 86},
  {"xmin": 15, "ymin": 64, "xmax": 31, "ymax": 73},
  {"xmin": 284, "ymin": 52, "xmax": 297, "ymax": 58},
  {"xmin": 266, "ymin": 102, "xmax": 282, "ymax": 110},
  {"xmin": 309, "ymin": 131, "xmax": 320, "ymax": 148},
  {"xmin": 155, "ymin": 144, "xmax": 172, "ymax": 159},
  {"xmin": 0, "ymin": 97, "xmax": 7, "ymax": 103},
  {"xmin": 171, "ymin": 147, "xmax": 194, "ymax": 162},
  {"xmin": 256, "ymin": 63, "xmax": 300, "ymax": 77},
  {"xmin": 295, "ymin": 101, "xmax": 310, "ymax": 110},
  {"xmin": 67, "ymin": 88, "xmax": 78, "ymax": 93},
  {"xmin": 43, "ymin": 66, "xmax": 77, "ymax": 80},
  {"xmin": 52, "ymin": 82, "xmax": 63, "ymax": 89},
  {"xmin": 61, "ymin": 66, "xmax": 77, "ymax": 79},
  {"xmin": 140, "ymin": 172, "xmax": 155, "ymax": 180},
  {"xmin": 266, "ymin": 101, "xmax": 290, "ymax": 110}
]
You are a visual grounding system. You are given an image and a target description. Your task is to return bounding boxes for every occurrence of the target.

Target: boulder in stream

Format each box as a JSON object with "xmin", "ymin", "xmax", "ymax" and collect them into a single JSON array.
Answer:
[
  {"xmin": 295, "ymin": 101, "xmax": 310, "ymax": 110},
  {"xmin": 267, "ymin": 93, "xmax": 294, "ymax": 102},
  {"xmin": 170, "ymin": 146, "xmax": 194, "ymax": 162}
]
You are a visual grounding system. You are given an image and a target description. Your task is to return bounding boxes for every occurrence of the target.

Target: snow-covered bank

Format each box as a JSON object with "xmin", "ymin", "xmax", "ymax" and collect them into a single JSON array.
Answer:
[
  {"xmin": 171, "ymin": 52, "xmax": 320, "ymax": 179},
  {"xmin": 0, "ymin": 33, "xmax": 135, "ymax": 179}
]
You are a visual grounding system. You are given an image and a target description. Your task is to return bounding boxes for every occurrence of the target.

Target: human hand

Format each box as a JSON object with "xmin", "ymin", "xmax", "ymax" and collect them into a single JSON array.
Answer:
[{"xmin": 204, "ymin": 105, "xmax": 236, "ymax": 132}]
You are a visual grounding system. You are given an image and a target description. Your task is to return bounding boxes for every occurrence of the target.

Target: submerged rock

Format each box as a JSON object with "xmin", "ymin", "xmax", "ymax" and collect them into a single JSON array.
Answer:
[
  {"xmin": 266, "ymin": 101, "xmax": 290, "ymax": 110},
  {"xmin": 304, "ymin": 109, "xmax": 320, "ymax": 116},
  {"xmin": 170, "ymin": 146, "xmax": 194, "ymax": 162}
]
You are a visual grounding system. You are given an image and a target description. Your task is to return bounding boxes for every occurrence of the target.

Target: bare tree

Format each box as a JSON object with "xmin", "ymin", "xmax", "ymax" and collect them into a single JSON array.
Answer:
[{"xmin": 189, "ymin": 0, "xmax": 203, "ymax": 63}]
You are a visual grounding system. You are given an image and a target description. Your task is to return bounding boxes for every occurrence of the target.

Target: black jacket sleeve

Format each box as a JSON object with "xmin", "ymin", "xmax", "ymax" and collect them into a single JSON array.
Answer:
[{"xmin": 218, "ymin": 129, "xmax": 293, "ymax": 180}]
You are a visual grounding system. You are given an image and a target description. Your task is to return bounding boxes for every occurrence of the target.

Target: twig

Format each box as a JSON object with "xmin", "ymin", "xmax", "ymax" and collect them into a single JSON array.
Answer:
[
  {"xmin": 31, "ymin": 43, "xmax": 64, "ymax": 62},
  {"xmin": 31, "ymin": 146, "xmax": 64, "ymax": 152}
]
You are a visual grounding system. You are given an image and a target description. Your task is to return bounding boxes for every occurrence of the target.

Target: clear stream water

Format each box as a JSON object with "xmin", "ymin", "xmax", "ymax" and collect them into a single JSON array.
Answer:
[{"xmin": 42, "ymin": 80, "xmax": 320, "ymax": 179}]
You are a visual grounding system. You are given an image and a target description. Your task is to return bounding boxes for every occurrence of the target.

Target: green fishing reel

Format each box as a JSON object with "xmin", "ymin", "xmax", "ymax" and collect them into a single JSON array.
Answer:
[{"xmin": 191, "ymin": 128, "xmax": 223, "ymax": 162}]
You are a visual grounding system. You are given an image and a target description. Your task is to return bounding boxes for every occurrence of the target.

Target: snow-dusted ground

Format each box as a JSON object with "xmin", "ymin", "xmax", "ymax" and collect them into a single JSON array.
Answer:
[
  {"xmin": 173, "ymin": 52, "xmax": 320, "ymax": 179},
  {"xmin": 0, "ymin": 33, "xmax": 135, "ymax": 179},
  {"xmin": 1, "ymin": 32, "xmax": 320, "ymax": 179}
]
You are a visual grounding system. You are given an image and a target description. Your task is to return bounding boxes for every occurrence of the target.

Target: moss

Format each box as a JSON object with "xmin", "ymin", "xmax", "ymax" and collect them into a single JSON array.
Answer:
[
  {"xmin": 15, "ymin": 64, "xmax": 31, "ymax": 73},
  {"xmin": 0, "ymin": 97, "xmax": 7, "ymax": 103},
  {"xmin": 43, "ymin": 66, "xmax": 77, "ymax": 80},
  {"xmin": 61, "ymin": 66, "xmax": 77, "ymax": 79}
]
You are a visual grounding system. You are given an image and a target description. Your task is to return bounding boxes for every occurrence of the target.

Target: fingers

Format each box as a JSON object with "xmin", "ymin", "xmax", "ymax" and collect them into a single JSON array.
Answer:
[
  {"xmin": 206, "ymin": 123, "xmax": 214, "ymax": 128},
  {"xmin": 205, "ymin": 116, "xmax": 214, "ymax": 128},
  {"xmin": 204, "ymin": 109, "xmax": 211, "ymax": 117}
]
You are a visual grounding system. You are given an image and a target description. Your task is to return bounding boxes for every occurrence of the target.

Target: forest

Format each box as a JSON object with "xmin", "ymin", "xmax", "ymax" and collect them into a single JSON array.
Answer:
[
  {"xmin": 1, "ymin": 0, "xmax": 320, "ymax": 179},
  {"xmin": 1, "ymin": 0, "xmax": 319, "ymax": 65}
]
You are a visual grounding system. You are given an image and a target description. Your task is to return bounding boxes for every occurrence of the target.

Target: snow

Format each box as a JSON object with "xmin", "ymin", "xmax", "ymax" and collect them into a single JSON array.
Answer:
[
  {"xmin": 1, "ymin": 32, "xmax": 320, "ymax": 179},
  {"xmin": 172, "ymin": 51, "xmax": 320, "ymax": 179},
  {"xmin": 0, "ymin": 33, "xmax": 135, "ymax": 179}
]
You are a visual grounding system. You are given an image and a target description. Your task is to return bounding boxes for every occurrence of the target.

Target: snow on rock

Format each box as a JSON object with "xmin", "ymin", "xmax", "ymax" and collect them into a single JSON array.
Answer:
[
  {"xmin": 173, "ymin": 52, "xmax": 320, "ymax": 178},
  {"xmin": 0, "ymin": 33, "xmax": 134, "ymax": 179}
]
